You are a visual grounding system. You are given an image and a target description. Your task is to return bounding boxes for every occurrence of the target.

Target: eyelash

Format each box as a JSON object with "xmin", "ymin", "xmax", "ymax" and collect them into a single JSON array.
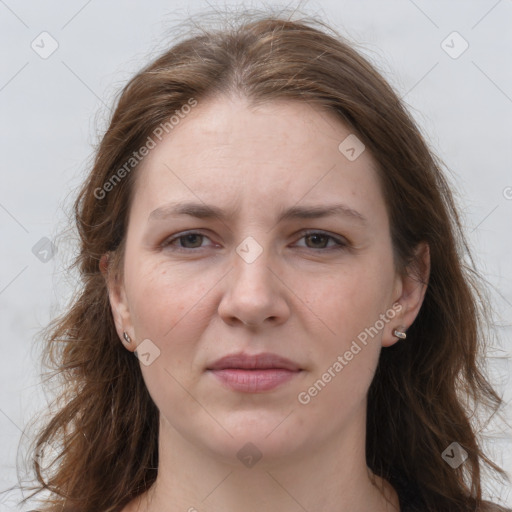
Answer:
[{"xmin": 161, "ymin": 230, "xmax": 348, "ymax": 252}]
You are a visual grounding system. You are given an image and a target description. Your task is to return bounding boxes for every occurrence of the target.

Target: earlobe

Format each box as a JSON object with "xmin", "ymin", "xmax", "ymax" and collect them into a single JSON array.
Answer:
[
  {"xmin": 100, "ymin": 252, "xmax": 136, "ymax": 351},
  {"xmin": 382, "ymin": 242, "xmax": 430, "ymax": 347}
]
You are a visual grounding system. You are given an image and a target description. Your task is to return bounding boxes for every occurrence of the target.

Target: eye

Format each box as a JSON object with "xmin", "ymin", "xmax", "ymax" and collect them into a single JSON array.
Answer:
[
  {"xmin": 161, "ymin": 230, "xmax": 348, "ymax": 252},
  {"xmin": 161, "ymin": 231, "xmax": 214, "ymax": 251},
  {"xmin": 294, "ymin": 230, "xmax": 347, "ymax": 250}
]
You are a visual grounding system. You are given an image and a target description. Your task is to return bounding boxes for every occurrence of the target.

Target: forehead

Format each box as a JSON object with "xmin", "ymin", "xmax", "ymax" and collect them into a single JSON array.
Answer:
[{"xmin": 131, "ymin": 95, "xmax": 386, "ymax": 226}]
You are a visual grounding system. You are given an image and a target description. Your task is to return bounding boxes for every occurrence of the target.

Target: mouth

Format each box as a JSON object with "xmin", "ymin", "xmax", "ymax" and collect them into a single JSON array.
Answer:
[
  {"xmin": 206, "ymin": 352, "xmax": 303, "ymax": 393},
  {"xmin": 208, "ymin": 368, "xmax": 302, "ymax": 392}
]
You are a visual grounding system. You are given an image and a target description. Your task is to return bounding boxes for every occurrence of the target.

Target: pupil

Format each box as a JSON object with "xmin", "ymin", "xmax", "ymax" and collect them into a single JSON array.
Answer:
[
  {"xmin": 184, "ymin": 234, "xmax": 201, "ymax": 247},
  {"xmin": 308, "ymin": 234, "xmax": 325, "ymax": 248}
]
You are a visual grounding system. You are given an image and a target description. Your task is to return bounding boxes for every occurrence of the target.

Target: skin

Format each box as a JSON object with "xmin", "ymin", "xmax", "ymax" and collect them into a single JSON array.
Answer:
[{"xmin": 102, "ymin": 94, "xmax": 429, "ymax": 512}]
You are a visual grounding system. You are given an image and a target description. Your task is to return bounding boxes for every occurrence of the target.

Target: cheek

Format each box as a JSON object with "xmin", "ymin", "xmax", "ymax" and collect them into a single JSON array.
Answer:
[
  {"xmin": 125, "ymin": 262, "xmax": 213, "ymax": 393},
  {"xmin": 302, "ymin": 252, "xmax": 395, "ymax": 394},
  {"xmin": 297, "ymin": 271, "xmax": 390, "ymax": 415},
  {"xmin": 125, "ymin": 258, "xmax": 210, "ymax": 342},
  {"xmin": 315, "ymin": 261, "xmax": 394, "ymax": 336}
]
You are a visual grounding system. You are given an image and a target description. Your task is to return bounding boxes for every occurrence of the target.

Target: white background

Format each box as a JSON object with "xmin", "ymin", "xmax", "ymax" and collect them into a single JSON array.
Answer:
[{"xmin": 0, "ymin": 0, "xmax": 511, "ymax": 510}]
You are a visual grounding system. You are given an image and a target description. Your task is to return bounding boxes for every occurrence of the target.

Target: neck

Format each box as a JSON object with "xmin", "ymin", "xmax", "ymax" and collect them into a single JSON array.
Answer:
[{"xmin": 129, "ymin": 410, "xmax": 400, "ymax": 512}]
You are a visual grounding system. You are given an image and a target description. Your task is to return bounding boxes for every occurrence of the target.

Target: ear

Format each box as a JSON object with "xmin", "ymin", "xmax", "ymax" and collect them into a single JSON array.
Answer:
[
  {"xmin": 100, "ymin": 253, "xmax": 136, "ymax": 352},
  {"xmin": 382, "ymin": 242, "xmax": 430, "ymax": 347}
]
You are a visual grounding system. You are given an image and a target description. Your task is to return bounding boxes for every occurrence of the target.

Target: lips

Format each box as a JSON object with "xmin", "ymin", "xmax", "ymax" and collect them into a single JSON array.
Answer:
[{"xmin": 207, "ymin": 352, "xmax": 302, "ymax": 372}]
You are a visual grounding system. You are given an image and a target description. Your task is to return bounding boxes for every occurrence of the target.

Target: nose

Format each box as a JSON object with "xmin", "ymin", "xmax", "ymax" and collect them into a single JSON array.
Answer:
[{"xmin": 217, "ymin": 244, "xmax": 290, "ymax": 328}]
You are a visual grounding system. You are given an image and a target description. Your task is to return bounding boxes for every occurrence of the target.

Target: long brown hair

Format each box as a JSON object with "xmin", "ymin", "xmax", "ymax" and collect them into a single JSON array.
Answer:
[{"xmin": 15, "ymin": 7, "xmax": 510, "ymax": 512}]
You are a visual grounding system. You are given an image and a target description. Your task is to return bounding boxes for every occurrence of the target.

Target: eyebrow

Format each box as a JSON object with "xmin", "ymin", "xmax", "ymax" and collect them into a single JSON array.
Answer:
[{"xmin": 148, "ymin": 201, "xmax": 367, "ymax": 224}]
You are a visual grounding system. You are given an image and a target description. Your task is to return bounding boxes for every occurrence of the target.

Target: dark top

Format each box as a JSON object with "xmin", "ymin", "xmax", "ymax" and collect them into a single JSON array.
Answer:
[{"xmin": 390, "ymin": 472, "xmax": 425, "ymax": 511}]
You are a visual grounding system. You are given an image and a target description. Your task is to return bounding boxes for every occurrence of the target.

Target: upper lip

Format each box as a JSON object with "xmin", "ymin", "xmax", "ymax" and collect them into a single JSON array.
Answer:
[{"xmin": 207, "ymin": 352, "xmax": 301, "ymax": 371}]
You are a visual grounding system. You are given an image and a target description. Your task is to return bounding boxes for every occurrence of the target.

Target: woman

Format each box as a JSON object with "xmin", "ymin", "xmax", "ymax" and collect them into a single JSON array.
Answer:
[{"xmin": 19, "ymin": 10, "xmax": 510, "ymax": 512}]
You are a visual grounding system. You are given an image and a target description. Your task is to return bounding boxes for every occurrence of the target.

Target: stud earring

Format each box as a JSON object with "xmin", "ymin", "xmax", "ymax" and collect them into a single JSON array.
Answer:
[
  {"xmin": 393, "ymin": 328, "xmax": 407, "ymax": 340},
  {"xmin": 123, "ymin": 332, "xmax": 132, "ymax": 344}
]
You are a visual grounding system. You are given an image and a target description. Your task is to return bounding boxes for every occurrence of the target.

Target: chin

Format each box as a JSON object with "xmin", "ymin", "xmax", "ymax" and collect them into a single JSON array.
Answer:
[{"xmin": 198, "ymin": 412, "xmax": 311, "ymax": 467}]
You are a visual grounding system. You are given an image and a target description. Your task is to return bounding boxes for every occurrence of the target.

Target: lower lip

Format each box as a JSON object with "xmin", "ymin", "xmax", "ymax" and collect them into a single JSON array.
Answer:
[{"xmin": 208, "ymin": 369, "xmax": 300, "ymax": 392}]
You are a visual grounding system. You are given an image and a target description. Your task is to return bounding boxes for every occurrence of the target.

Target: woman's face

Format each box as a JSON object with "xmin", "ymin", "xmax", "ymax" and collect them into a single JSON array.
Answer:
[{"xmin": 107, "ymin": 95, "xmax": 423, "ymax": 465}]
